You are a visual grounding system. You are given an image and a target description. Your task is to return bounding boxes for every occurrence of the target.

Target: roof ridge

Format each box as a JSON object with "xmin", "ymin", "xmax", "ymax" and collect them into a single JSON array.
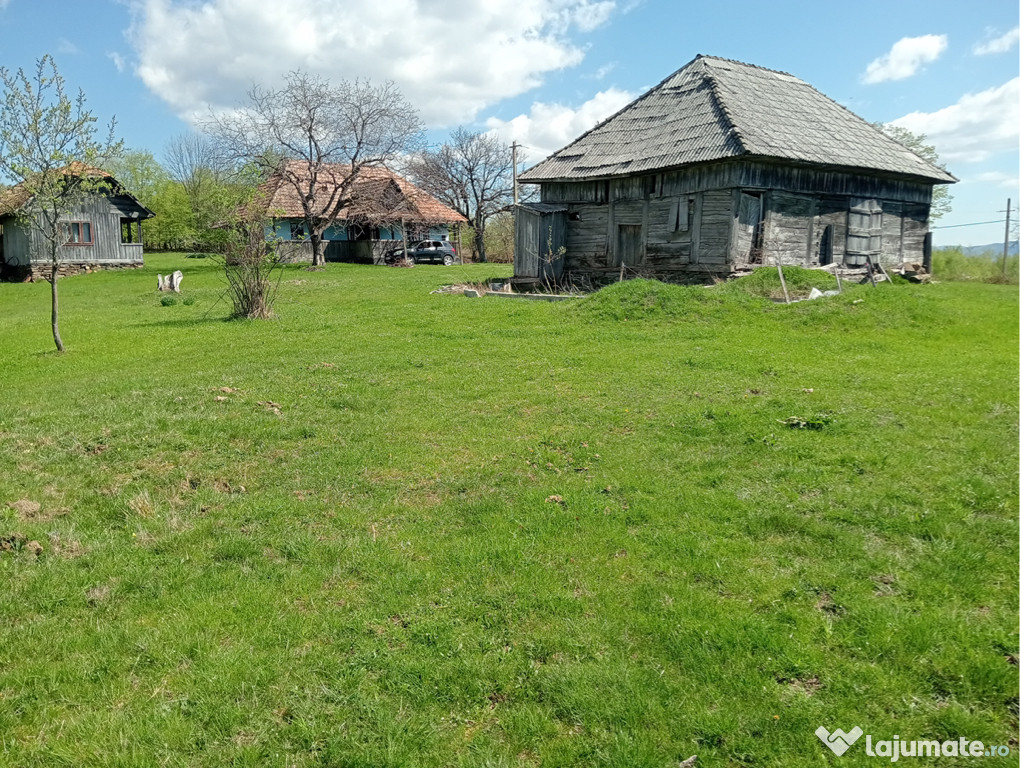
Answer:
[
  {"xmin": 695, "ymin": 54, "xmax": 796, "ymax": 78},
  {"xmin": 523, "ymin": 54, "xmax": 708, "ymax": 169},
  {"xmin": 701, "ymin": 66, "xmax": 748, "ymax": 156}
]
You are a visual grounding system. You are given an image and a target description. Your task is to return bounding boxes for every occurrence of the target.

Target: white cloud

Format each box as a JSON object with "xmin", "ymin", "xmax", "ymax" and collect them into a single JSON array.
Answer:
[
  {"xmin": 862, "ymin": 34, "xmax": 948, "ymax": 84},
  {"xmin": 485, "ymin": 87, "xmax": 634, "ymax": 165},
  {"xmin": 970, "ymin": 171, "xmax": 1020, "ymax": 189},
  {"xmin": 56, "ymin": 38, "xmax": 79, "ymax": 55},
  {"xmin": 128, "ymin": 0, "xmax": 616, "ymax": 127},
  {"xmin": 974, "ymin": 26, "xmax": 1020, "ymax": 55},
  {"xmin": 107, "ymin": 52, "xmax": 126, "ymax": 73},
  {"xmin": 892, "ymin": 78, "xmax": 1020, "ymax": 163},
  {"xmin": 590, "ymin": 62, "xmax": 617, "ymax": 80}
]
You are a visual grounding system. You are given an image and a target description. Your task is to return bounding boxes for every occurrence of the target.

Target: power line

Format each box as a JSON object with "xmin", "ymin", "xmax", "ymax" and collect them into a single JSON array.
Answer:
[{"xmin": 934, "ymin": 218, "xmax": 1007, "ymax": 227}]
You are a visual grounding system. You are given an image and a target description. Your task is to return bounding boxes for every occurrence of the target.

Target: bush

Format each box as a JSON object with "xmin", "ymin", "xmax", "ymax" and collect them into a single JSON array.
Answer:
[{"xmin": 160, "ymin": 294, "xmax": 178, "ymax": 307}]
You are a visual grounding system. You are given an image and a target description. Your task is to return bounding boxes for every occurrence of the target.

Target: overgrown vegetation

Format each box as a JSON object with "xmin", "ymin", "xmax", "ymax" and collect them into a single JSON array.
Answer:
[
  {"xmin": 934, "ymin": 246, "xmax": 1019, "ymax": 284},
  {"xmin": 1, "ymin": 257, "xmax": 1016, "ymax": 766}
]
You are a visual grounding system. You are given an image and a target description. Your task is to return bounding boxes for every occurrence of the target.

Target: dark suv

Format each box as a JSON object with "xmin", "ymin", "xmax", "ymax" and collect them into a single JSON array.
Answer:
[{"xmin": 384, "ymin": 240, "xmax": 457, "ymax": 266}]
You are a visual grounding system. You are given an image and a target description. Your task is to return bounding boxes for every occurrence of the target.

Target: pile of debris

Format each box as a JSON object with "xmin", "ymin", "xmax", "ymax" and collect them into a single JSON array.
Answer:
[{"xmin": 895, "ymin": 262, "xmax": 931, "ymax": 284}]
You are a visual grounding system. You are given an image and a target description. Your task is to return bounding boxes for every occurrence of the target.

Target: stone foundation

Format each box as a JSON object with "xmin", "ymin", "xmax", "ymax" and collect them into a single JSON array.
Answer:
[{"xmin": 17, "ymin": 261, "xmax": 144, "ymax": 281}]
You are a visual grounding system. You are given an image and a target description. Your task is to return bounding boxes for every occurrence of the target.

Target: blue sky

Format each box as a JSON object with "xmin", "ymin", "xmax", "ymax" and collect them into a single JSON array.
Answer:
[{"xmin": 1, "ymin": 0, "xmax": 1017, "ymax": 246}]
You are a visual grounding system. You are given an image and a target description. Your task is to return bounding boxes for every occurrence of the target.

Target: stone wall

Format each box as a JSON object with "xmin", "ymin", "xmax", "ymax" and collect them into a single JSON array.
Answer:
[{"xmin": 16, "ymin": 261, "xmax": 144, "ymax": 282}]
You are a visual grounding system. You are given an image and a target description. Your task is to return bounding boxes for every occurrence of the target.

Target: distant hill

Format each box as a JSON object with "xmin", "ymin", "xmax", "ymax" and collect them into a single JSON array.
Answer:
[{"xmin": 937, "ymin": 241, "xmax": 1019, "ymax": 257}]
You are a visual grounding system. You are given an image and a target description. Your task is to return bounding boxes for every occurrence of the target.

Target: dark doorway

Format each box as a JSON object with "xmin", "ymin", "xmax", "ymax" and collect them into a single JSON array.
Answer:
[
  {"xmin": 818, "ymin": 224, "xmax": 834, "ymax": 265},
  {"xmin": 616, "ymin": 224, "xmax": 643, "ymax": 267}
]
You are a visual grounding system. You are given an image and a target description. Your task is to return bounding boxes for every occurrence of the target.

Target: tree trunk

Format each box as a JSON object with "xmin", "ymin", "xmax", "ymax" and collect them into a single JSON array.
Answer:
[
  {"xmin": 474, "ymin": 213, "xmax": 487, "ymax": 263},
  {"xmin": 310, "ymin": 230, "xmax": 324, "ymax": 267},
  {"xmin": 50, "ymin": 251, "xmax": 64, "ymax": 353}
]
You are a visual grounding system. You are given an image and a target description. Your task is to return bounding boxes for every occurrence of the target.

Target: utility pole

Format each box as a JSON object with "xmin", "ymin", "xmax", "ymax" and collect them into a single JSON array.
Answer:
[
  {"xmin": 1002, "ymin": 198, "xmax": 1011, "ymax": 277},
  {"xmin": 510, "ymin": 140, "xmax": 518, "ymax": 205}
]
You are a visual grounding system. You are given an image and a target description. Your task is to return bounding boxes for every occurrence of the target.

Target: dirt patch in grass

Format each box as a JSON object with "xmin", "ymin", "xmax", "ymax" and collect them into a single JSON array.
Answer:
[{"xmin": 8, "ymin": 499, "xmax": 41, "ymax": 519}]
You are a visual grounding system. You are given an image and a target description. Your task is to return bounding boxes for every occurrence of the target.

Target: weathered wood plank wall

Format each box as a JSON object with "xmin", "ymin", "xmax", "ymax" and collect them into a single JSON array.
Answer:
[{"xmin": 531, "ymin": 158, "xmax": 937, "ymax": 281}]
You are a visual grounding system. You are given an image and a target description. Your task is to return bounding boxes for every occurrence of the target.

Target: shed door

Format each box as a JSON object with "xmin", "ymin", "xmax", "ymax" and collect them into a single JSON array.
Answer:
[
  {"xmin": 846, "ymin": 198, "xmax": 882, "ymax": 266},
  {"xmin": 616, "ymin": 224, "xmax": 643, "ymax": 267},
  {"xmin": 514, "ymin": 208, "xmax": 541, "ymax": 278},
  {"xmin": 734, "ymin": 192, "xmax": 764, "ymax": 264}
]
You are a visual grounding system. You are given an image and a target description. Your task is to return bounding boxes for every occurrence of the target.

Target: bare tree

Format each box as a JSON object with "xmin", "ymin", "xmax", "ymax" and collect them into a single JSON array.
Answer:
[
  {"xmin": 483, "ymin": 210, "xmax": 515, "ymax": 263},
  {"xmin": 203, "ymin": 72, "xmax": 422, "ymax": 267},
  {"xmin": 0, "ymin": 55, "xmax": 122, "ymax": 352},
  {"xmin": 164, "ymin": 132, "xmax": 225, "ymax": 200},
  {"xmin": 406, "ymin": 129, "xmax": 515, "ymax": 263}
]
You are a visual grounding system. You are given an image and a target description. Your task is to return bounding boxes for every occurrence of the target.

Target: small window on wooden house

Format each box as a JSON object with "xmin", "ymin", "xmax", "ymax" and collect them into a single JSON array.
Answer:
[
  {"xmin": 290, "ymin": 222, "xmax": 307, "ymax": 240},
  {"xmin": 847, "ymin": 198, "xmax": 882, "ymax": 257},
  {"xmin": 643, "ymin": 174, "xmax": 662, "ymax": 197},
  {"xmin": 64, "ymin": 221, "xmax": 92, "ymax": 245},
  {"xmin": 120, "ymin": 218, "xmax": 142, "ymax": 244}
]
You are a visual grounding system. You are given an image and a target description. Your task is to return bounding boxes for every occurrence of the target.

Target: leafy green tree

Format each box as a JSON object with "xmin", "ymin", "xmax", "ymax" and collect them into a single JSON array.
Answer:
[
  {"xmin": 107, "ymin": 150, "xmax": 169, "ymax": 209},
  {"xmin": 0, "ymin": 55, "xmax": 122, "ymax": 352},
  {"xmin": 143, "ymin": 179, "xmax": 198, "ymax": 251},
  {"xmin": 877, "ymin": 123, "xmax": 953, "ymax": 221}
]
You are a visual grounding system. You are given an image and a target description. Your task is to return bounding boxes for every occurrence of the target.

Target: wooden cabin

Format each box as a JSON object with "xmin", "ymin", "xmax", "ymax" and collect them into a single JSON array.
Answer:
[
  {"xmin": 261, "ymin": 163, "xmax": 466, "ymax": 264},
  {"xmin": 516, "ymin": 55, "xmax": 956, "ymax": 286},
  {"xmin": 0, "ymin": 164, "xmax": 154, "ymax": 281}
]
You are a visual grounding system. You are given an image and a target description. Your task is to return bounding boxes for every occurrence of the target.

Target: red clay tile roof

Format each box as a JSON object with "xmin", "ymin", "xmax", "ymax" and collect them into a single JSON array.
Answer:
[{"xmin": 261, "ymin": 162, "xmax": 467, "ymax": 225}]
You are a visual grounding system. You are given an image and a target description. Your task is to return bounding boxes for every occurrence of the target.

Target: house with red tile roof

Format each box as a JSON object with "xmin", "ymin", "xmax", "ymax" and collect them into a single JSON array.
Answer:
[{"xmin": 261, "ymin": 163, "xmax": 467, "ymax": 264}]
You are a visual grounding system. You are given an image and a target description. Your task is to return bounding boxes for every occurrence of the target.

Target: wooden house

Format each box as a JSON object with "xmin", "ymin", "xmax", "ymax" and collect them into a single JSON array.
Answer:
[
  {"xmin": 261, "ymin": 164, "xmax": 467, "ymax": 264},
  {"xmin": 0, "ymin": 164, "xmax": 154, "ymax": 281},
  {"xmin": 516, "ymin": 55, "xmax": 956, "ymax": 286}
]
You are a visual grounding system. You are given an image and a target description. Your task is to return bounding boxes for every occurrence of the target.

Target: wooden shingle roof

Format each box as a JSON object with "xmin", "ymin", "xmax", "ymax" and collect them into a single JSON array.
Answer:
[
  {"xmin": 521, "ymin": 55, "xmax": 956, "ymax": 184},
  {"xmin": 262, "ymin": 164, "xmax": 467, "ymax": 225},
  {"xmin": 0, "ymin": 164, "xmax": 154, "ymax": 219}
]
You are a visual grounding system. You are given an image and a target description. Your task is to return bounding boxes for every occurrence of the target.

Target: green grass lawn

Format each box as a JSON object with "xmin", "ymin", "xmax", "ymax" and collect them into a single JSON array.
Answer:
[{"xmin": 1, "ymin": 254, "xmax": 1017, "ymax": 767}]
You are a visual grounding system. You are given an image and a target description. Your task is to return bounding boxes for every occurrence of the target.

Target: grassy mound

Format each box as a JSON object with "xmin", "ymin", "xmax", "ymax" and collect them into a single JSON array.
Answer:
[
  {"xmin": 721, "ymin": 266, "xmax": 840, "ymax": 299},
  {"xmin": 575, "ymin": 278, "xmax": 755, "ymax": 321}
]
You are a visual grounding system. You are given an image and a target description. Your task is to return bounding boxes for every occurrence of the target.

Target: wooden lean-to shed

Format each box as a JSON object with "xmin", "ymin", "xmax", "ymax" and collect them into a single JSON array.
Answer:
[
  {"xmin": 514, "ymin": 203, "xmax": 568, "ymax": 283},
  {"xmin": 515, "ymin": 55, "xmax": 956, "ymax": 286}
]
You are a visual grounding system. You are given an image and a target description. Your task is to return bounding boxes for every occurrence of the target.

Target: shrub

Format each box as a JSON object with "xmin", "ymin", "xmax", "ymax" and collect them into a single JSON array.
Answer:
[{"xmin": 933, "ymin": 248, "xmax": 1018, "ymax": 284}]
